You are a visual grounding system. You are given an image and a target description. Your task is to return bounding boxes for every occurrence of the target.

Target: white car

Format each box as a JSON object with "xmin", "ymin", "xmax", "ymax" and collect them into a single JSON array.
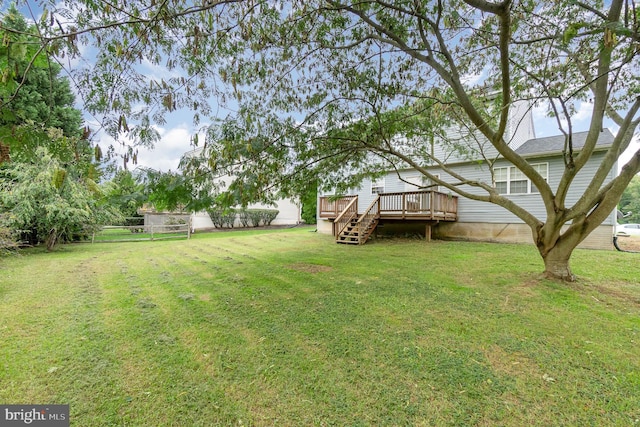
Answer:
[{"xmin": 616, "ymin": 223, "xmax": 640, "ymax": 237}]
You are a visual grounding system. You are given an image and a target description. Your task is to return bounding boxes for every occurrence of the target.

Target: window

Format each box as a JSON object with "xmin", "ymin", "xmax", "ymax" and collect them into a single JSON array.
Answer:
[
  {"xmin": 494, "ymin": 167, "xmax": 508, "ymax": 194},
  {"xmin": 530, "ymin": 163, "xmax": 548, "ymax": 194},
  {"xmin": 495, "ymin": 163, "xmax": 547, "ymax": 195},
  {"xmin": 371, "ymin": 177, "xmax": 385, "ymax": 194},
  {"xmin": 509, "ymin": 168, "xmax": 528, "ymax": 194}
]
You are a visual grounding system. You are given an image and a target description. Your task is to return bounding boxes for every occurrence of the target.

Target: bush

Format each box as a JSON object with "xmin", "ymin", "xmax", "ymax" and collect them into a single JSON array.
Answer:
[
  {"xmin": 207, "ymin": 208, "xmax": 279, "ymax": 228},
  {"xmin": 0, "ymin": 149, "xmax": 121, "ymax": 250},
  {"xmin": 300, "ymin": 182, "xmax": 317, "ymax": 224},
  {"xmin": 258, "ymin": 209, "xmax": 279, "ymax": 226},
  {"xmin": 237, "ymin": 210, "xmax": 251, "ymax": 227},
  {"xmin": 207, "ymin": 209, "xmax": 237, "ymax": 228},
  {"xmin": 246, "ymin": 210, "xmax": 263, "ymax": 227},
  {"xmin": 123, "ymin": 216, "xmax": 144, "ymax": 227}
]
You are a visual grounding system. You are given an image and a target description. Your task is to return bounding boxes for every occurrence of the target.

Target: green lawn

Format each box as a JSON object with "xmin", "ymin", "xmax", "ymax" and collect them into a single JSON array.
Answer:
[{"xmin": 1, "ymin": 227, "xmax": 639, "ymax": 426}]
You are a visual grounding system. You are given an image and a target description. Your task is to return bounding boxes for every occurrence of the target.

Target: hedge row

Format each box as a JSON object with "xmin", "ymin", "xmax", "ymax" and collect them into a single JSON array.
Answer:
[{"xmin": 207, "ymin": 209, "xmax": 279, "ymax": 228}]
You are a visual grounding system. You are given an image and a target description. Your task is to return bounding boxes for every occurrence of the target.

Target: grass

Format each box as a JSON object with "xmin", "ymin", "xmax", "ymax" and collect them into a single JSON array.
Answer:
[{"xmin": 0, "ymin": 226, "xmax": 639, "ymax": 426}]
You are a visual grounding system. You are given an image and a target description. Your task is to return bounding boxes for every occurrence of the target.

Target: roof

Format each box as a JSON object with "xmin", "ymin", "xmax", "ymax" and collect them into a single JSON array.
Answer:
[{"xmin": 515, "ymin": 129, "xmax": 615, "ymax": 157}]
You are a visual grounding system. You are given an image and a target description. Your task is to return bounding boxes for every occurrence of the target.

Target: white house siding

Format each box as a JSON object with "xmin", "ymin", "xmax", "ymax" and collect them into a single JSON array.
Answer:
[
  {"xmin": 431, "ymin": 130, "xmax": 501, "ymax": 165},
  {"xmin": 507, "ymin": 100, "xmax": 536, "ymax": 150},
  {"xmin": 430, "ymin": 100, "xmax": 535, "ymax": 164}
]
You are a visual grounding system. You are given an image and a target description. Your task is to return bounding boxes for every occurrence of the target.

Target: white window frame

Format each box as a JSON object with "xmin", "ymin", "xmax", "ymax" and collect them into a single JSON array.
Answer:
[
  {"xmin": 529, "ymin": 163, "xmax": 548, "ymax": 194},
  {"xmin": 495, "ymin": 163, "xmax": 548, "ymax": 195},
  {"xmin": 371, "ymin": 177, "xmax": 385, "ymax": 195}
]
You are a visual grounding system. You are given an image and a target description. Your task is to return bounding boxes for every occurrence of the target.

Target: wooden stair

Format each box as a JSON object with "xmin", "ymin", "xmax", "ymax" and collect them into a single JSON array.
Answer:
[{"xmin": 336, "ymin": 217, "xmax": 379, "ymax": 245}]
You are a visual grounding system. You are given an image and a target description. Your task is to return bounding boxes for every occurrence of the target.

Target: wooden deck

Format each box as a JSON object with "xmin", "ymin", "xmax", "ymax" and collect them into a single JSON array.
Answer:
[
  {"xmin": 319, "ymin": 191, "xmax": 458, "ymax": 244},
  {"xmin": 319, "ymin": 191, "xmax": 458, "ymax": 221}
]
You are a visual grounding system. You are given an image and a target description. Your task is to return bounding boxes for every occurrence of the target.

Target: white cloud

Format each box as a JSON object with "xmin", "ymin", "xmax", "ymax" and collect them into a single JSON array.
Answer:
[
  {"xmin": 532, "ymin": 100, "xmax": 596, "ymax": 137},
  {"xmin": 573, "ymin": 101, "xmax": 593, "ymax": 122},
  {"xmin": 461, "ymin": 72, "xmax": 483, "ymax": 86},
  {"xmin": 93, "ymin": 122, "xmax": 208, "ymax": 172},
  {"xmin": 141, "ymin": 58, "xmax": 184, "ymax": 83},
  {"xmin": 135, "ymin": 125, "xmax": 193, "ymax": 171}
]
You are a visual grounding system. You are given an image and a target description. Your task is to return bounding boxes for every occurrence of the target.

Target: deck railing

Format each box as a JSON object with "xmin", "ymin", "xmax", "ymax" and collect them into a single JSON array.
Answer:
[
  {"xmin": 355, "ymin": 195, "xmax": 381, "ymax": 243},
  {"xmin": 431, "ymin": 191, "xmax": 458, "ymax": 219},
  {"xmin": 320, "ymin": 190, "xmax": 458, "ymax": 222},
  {"xmin": 333, "ymin": 196, "xmax": 359, "ymax": 237},
  {"xmin": 379, "ymin": 190, "xmax": 458, "ymax": 219},
  {"xmin": 319, "ymin": 195, "xmax": 357, "ymax": 218}
]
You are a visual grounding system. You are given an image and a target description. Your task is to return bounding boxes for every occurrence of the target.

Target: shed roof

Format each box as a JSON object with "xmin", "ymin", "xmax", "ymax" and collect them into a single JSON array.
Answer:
[{"xmin": 515, "ymin": 129, "xmax": 615, "ymax": 157}]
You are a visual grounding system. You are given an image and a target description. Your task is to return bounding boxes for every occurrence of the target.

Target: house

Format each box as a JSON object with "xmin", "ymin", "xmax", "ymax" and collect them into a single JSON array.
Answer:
[
  {"xmin": 181, "ymin": 148, "xmax": 302, "ymax": 231},
  {"xmin": 317, "ymin": 109, "xmax": 617, "ymax": 250}
]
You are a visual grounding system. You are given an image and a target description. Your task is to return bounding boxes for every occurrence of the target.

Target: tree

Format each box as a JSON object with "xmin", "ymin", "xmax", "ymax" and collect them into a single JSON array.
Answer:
[
  {"xmin": 0, "ymin": 4, "xmax": 85, "ymax": 151},
  {"xmin": 619, "ymin": 175, "xmax": 640, "ymax": 224},
  {"xmin": 0, "ymin": 6, "xmax": 109, "ymax": 249},
  {"xmin": 0, "ymin": 147, "xmax": 120, "ymax": 250},
  {"xmin": 300, "ymin": 180, "xmax": 318, "ymax": 225},
  {"xmin": 0, "ymin": 4, "xmax": 96, "ymax": 178},
  {"xmin": 23, "ymin": 1, "xmax": 640, "ymax": 280},
  {"xmin": 141, "ymin": 168, "xmax": 214, "ymax": 213},
  {"xmin": 102, "ymin": 169, "xmax": 147, "ymax": 222}
]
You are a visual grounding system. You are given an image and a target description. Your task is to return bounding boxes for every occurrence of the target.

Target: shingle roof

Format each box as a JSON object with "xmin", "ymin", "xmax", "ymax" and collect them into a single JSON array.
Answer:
[{"xmin": 515, "ymin": 129, "xmax": 615, "ymax": 157}]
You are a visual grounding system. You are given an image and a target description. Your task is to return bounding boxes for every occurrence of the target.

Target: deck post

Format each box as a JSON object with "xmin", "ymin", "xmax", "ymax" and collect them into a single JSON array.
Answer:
[
  {"xmin": 425, "ymin": 224, "xmax": 431, "ymax": 242},
  {"xmin": 430, "ymin": 191, "xmax": 435, "ymax": 220}
]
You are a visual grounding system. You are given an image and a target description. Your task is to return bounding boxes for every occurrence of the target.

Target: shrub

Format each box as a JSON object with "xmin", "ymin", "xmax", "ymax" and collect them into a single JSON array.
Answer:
[
  {"xmin": 258, "ymin": 209, "xmax": 279, "ymax": 226},
  {"xmin": 207, "ymin": 210, "xmax": 224, "ymax": 228},
  {"xmin": 300, "ymin": 182, "xmax": 317, "ymax": 224},
  {"xmin": 208, "ymin": 208, "xmax": 279, "ymax": 227},
  {"xmin": 237, "ymin": 210, "xmax": 251, "ymax": 227},
  {"xmin": 207, "ymin": 209, "xmax": 237, "ymax": 228},
  {"xmin": 0, "ymin": 148, "xmax": 121, "ymax": 250},
  {"xmin": 246, "ymin": 210, "xmax": 263, "ymax": 227}
]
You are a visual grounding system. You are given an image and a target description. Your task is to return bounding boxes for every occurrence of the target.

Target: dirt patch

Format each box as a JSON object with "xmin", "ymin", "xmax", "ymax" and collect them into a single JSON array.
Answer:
[
  {"xmin": 287, "ymin": 263, "xmax": 333, "ymax": 274},
  {"xmin": 588, "ymin": 284, "xmax": 640, "ymax": 308}
]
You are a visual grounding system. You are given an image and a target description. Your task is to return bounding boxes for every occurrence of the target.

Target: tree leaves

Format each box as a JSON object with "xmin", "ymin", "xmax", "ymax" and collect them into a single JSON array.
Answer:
[{"xmin": 0, "ymin": 148, "xmax": 121, "ymax": 249}]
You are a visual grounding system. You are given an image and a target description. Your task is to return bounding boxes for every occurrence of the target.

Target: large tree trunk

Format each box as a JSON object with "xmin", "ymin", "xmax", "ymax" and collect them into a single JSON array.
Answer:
[
  {"xmin": 541, "ymin": 246, "xmax": 576, "ymax": 282},
  {"xmin": 535, "ymin": 221, "xmax": 590, "ymax": 282}
]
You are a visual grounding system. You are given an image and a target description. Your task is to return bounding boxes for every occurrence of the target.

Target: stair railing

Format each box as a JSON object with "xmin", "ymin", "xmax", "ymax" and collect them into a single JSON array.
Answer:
[
  {"xmin": 356, "ymin": 195, "xmax": 381, "ymax": 244},
  {"xmin": 333, "ymin": 196, "xmax": 359, "ymax": 239}
]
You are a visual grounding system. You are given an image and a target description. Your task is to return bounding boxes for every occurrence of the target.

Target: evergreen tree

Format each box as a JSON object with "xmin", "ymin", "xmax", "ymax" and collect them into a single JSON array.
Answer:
[{"xmin": 0, "ymin": 3, "xmax": 86, "ymax": 164}]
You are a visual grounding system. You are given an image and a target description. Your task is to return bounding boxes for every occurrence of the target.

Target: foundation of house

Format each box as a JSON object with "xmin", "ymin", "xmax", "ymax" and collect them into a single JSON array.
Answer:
[
  {"xmin": 434, "ymin": 222, "xmax": 614, "ymax": 250},
  {"xmin": 317, "ymin": 219, "xmax": 615, "ymax": 250}
]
